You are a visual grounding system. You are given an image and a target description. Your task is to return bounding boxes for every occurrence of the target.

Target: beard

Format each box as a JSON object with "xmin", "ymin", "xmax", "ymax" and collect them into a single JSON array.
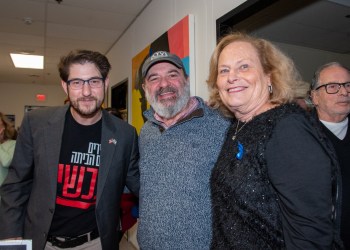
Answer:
[
  {"xmin": 68, "ymin": 94, "xmax": 104, "ymax": 118},
  {"xmin": 145, "ymin": 82, "xmax": 190, "ymax": 119}
]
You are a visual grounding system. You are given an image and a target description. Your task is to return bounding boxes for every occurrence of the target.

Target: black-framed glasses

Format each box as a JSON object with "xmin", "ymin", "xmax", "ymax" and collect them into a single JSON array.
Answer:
[
  {"xmin": 314, "ymin": 82, "xmax": 350, "ymax": 94},
  {"xmin": 66, "ymin": 77, "xmax": 104, "ymax": 90}
]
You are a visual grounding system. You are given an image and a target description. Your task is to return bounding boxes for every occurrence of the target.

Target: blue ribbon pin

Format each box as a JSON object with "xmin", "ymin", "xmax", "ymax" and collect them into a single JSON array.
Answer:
[{"xmin": 236, "ymin": 141, "xmax": 244, "ymax": 160}]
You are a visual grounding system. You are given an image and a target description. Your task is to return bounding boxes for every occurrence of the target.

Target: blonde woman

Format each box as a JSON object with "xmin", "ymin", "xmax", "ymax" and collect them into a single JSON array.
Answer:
[
  {"xmin": 207, "ymin": 32, "xmax": 342, "ymax": 249},
  {"xmin": 0, "ymin": 112, "xmax": 16, "ymax": 187}
]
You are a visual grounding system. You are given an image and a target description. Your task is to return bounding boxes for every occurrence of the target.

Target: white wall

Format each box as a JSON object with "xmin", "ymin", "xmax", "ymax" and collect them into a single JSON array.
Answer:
[{"xmin": 0, "ymin": 83, "xmax": 66, "ymax": 128}]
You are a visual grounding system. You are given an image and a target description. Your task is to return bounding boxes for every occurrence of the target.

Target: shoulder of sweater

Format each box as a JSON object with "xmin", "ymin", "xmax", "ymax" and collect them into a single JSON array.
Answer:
[
  {"xmin": 0, "ymin": 140, "xmax": 16, "ymax": 149},
  {"xmin": 2, "ymin": 140, "xmax": 16, "ymax": 146},
  {"xmin": 195, "ymin": 96, "xmax": 231, "ymax": 121}
]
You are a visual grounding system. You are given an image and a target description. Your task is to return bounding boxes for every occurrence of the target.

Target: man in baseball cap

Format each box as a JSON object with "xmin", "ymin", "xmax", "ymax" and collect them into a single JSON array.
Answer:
[
  {"xmin": 137, "ymin": 50, "xmax": 230, "ymax": 249},
  {"xmin": 141, "ymin": 51, "xmax": 186, "ymax": 78}
]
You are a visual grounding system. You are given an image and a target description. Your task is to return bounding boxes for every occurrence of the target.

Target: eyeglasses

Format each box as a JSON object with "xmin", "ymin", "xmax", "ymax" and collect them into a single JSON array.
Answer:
[
  {"xmin": 314, "ymin": 82, "xmax": 350, "ymax": 94},
  {"xmin": 66, "ymin": 77, "xmax": 104, "ymax": 90}
]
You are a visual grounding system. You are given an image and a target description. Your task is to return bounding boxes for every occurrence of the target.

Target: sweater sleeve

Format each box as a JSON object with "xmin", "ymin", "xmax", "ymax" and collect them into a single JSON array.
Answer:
[
  {"xmin": 0, "ymin": 140, "xmax": 16, "ymax": 168},
  {"xmin": 0, "ymin": 114, "xmax": 34, "ymax": 239},
  {"xmin": 266, "ymin": 114, "xmax": 333, "ymax": 249}
]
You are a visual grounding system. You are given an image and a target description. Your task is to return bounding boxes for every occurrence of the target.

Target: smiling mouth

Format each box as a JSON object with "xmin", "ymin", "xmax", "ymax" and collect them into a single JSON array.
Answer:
[
  {"xmin": 227, "ymin": 86, "xmax": 245, "ymax": 92},
  {"xmin": 157, "ymin": 87, "xmax": 177, "ymax": 99},
  {"xmin": 160, "ymin": 91, "xmax": 174, "ymax": 95},
  {"xmin": 157, "ymin": 92, "xmax": 176, "ymax": 102}
]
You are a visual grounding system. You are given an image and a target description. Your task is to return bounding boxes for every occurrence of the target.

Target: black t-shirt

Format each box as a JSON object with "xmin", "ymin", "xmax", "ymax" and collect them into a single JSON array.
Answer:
[{"xmin": 49, "ymin": 110, "xmax": 102, "ymax": 236}]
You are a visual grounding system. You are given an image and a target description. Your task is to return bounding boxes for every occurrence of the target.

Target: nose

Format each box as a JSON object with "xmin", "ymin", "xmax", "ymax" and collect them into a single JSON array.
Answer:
[
  {"xmin": 227, "ymin": 69, "xmax": 238, "ymax": 83},
  {"xmin": 158, "ymin": 76, "xmax": 169, "ymax": 87},
  {"xmin": 338, "ymin": 84, "xmax": 348, "ymax": 95},
  {"xmin": 82, "ymin": 82, "xmax": 92, "ymax": 96}
]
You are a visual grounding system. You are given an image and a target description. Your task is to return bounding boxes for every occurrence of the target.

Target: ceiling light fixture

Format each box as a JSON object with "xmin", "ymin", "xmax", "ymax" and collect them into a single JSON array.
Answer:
[{"xmin": 10, "ymin": 53, "xmax": 44, "ymax": 69}]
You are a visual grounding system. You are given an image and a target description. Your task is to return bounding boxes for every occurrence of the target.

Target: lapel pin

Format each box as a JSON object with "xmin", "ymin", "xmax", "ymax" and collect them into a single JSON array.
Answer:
[{"xmin": 108, "ymin": 138, "xmax": 117, "ymax": 145}]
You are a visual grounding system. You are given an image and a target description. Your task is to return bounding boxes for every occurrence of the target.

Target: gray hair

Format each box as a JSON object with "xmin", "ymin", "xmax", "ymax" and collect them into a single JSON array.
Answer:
[{"xmin": 311, "ymin": 62, "xmax": 350, "ymax": 90}]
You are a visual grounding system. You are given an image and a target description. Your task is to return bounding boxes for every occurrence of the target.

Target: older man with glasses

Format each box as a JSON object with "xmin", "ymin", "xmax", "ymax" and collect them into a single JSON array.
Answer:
[{"xmin": 311, "ymin": 61, "xmax": 350, "ymax": 249}]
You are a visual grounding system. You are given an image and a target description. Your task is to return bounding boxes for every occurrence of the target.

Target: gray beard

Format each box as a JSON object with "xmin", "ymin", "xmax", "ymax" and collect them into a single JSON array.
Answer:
[{"xmin": 146, "ymin": 83, "xmax": 191, "ymax": 119}]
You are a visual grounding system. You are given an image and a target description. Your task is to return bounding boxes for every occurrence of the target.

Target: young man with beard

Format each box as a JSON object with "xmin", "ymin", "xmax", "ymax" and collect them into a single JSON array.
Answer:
[
  {"xmin": 310, "ymin": 62, "xmax": 350, "ymax": 249},
  {"xmin": 137, "ymin": 51, "xmax": 230, "ymax": 249},
  {"xmin": 0, "ymin": 50, "xmax": 139, "ymax": 250}
]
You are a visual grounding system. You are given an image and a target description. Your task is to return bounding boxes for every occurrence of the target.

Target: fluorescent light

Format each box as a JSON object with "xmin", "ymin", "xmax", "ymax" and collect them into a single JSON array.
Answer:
[{"xmin": 10, "ymin": 53, "xmax": 44, "ymax": 69}]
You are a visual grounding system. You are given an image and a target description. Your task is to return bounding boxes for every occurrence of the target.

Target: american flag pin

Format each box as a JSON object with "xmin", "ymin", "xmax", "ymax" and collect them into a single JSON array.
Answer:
[{"xmin": 108, "ymin": 138, "xmax": 117, "ymax": 145}]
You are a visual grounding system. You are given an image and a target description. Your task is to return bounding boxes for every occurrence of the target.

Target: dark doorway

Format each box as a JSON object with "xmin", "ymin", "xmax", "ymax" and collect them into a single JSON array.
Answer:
[{"xmin": 111, "ymin": 79, "xmax": 128, "ymax": 120}]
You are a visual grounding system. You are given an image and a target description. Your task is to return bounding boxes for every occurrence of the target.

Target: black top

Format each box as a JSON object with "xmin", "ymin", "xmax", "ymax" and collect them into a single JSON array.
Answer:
[
  {"xmin": 211, "ymin": 103, "xmax": 342, "ymax": 249},
  {"xmin": 50, "ymin": 110, "xmax": 102, "ymax": 236}
]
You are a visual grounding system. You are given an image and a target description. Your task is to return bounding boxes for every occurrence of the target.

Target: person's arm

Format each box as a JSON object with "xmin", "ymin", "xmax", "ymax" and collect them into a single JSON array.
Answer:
[
  {"xmin": 266, "ymin": 114, "xmax": 334, "ymax": 249},
  {"xmin": 125, "ymin": 128, "xmax": 140, "ymax": 197},
  {"xmin": 0, "ymin": 114, "xmax": 34, "ymax": 239},
  {"xmin": 0, "ymin": 140, "xmax": 16, "ymax": 167}
]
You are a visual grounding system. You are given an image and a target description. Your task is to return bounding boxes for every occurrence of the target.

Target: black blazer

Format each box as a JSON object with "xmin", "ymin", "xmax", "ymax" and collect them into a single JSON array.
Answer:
[{"xmin": 0, "ymin": 105, "xmax": 140, "ymax": 250}]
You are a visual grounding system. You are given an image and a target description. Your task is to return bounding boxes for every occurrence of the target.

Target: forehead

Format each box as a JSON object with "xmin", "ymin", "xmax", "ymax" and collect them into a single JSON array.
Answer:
[
  {"xmin": 69, "ymin": 62, "xmax": 100, "ymax": 77},
  {"xmin": 319, "ymin": 66, "xmax": 350, "ymax": 83},
  {"xmin": 220, "ymin": 41, "xmax": 259, "ymax": 60}
]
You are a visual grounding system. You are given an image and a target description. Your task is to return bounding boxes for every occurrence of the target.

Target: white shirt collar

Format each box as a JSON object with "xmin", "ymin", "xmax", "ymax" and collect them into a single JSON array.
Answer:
[{"xmin": 320, "ymin": 117, "xmax": 348, "ymax": 139}]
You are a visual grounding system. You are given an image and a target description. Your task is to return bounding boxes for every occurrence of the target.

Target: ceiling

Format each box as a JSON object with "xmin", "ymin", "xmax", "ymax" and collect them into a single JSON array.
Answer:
[
  {"xmin": 0, "ymin": 0, "xmax": 349, "ymax": 87},
  {"xmin": 0, "ymin": 0, "xmax": 151, "ymax": 86}
]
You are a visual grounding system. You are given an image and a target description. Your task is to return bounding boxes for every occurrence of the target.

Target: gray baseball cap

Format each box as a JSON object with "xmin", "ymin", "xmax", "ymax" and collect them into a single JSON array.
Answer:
[{"xmin": 141, "ymin": 51, "xmax": 185, "ymax": 78}]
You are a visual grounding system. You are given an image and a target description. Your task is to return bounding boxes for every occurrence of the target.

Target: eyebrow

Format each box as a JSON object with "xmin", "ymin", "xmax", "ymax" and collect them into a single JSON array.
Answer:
[
  {"xmin": 218, "ymin": 59, "xmax": 249, "ymax": 67},
  {"xmin": 167, "ymin": 69, "xmax": 181, "ymax": 74}
]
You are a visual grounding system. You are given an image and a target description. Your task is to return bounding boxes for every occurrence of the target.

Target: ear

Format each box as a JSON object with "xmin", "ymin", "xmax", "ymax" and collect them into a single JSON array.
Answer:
[
  {"xmin": 310, "ymin": 90, "xmax": 318, "ymax": 105},
  {"xmin": 265, "ymin": 73, "xmax": 271, "ymax": 87},
  {"xmin": 104, "ymin": 76, "xmax": 110, "ymax": 91},
  {"xmin": 142, "ymin": 82, "xmax": 146, "ymax": 92},
  {"xmin": 61, "ymin": 80, "xmax": 68, "ymax": 95}
]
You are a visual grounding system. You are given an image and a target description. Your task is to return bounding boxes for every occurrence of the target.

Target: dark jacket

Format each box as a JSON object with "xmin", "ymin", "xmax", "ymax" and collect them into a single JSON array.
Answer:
[
  {"xmin": 0, "ymin": 105, "xmax": 139, "ymax": 250},
  {"xmin": 211, "ymin": 103, "xmax": 343, "ymax": 249},
  {"xmin": 312, "ymin": 109, "xmax": 349, "ymax": 249}
]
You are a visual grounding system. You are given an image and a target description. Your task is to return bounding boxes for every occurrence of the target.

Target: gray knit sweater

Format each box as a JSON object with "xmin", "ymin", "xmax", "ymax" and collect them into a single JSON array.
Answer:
[{"xmin": 137, "ymin": 97, "xmax": 230, "ymax": 250}]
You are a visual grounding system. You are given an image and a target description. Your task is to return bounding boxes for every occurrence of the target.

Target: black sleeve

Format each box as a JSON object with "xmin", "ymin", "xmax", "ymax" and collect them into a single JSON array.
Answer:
[{"xmin": 266, "ymin": 114, "xmax": 333, "ymax": 249}]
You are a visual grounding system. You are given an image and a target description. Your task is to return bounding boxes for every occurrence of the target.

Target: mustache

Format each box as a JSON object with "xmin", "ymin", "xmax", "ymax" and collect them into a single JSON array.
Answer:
[{"xmin": 77, "ymin": 97, "xmax": 97, "ymax": 102}]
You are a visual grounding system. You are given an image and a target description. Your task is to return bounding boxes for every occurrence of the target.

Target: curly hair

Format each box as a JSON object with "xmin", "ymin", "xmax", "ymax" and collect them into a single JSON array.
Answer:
[
  {"xmin": 0, "ymin": 112, "xmax": 17, "ymax": 141},
  {"xmin": 58, "ymin": 49, "xmax": 111, "ymax": 82},
  {"xmin": 207, "ymin": 32, "xmax": 306, "ymax": 117}
]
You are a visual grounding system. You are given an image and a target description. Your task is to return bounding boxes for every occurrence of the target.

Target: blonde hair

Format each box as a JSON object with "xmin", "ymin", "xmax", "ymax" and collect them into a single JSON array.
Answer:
[
  {"xmin": 207, "ymin": 32, "xmax": 307, "ymax": 117},
  {"xmin": 0, "ymin": 112, "xmax": 17, "ymax": 141}
]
